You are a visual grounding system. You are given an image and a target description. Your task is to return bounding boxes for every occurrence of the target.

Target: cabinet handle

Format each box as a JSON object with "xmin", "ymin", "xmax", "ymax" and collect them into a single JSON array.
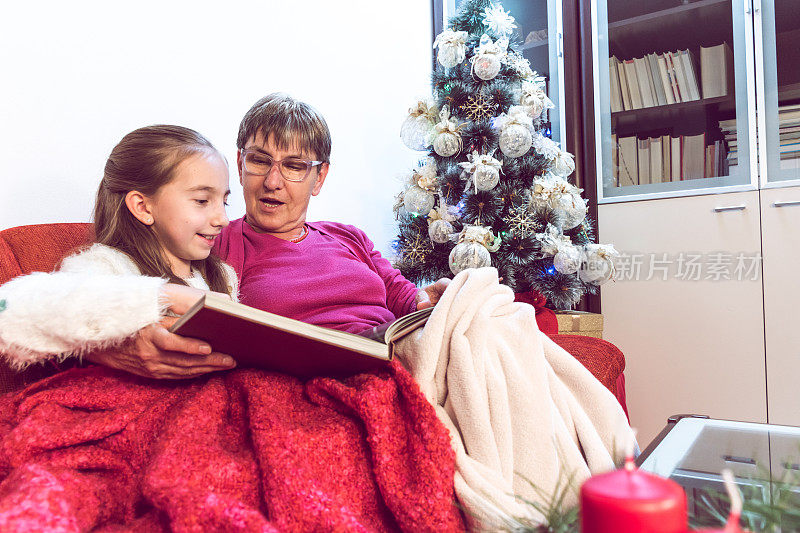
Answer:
[
  {"xmin": 713, "ymin": 205, "xmax": 747, "ymax": 212},
  {"xmin": 723, "ymin": 455, "xmax": 756, "ymax": 465},
  {"xmin": 773, "ymin": 200, "xmax": 800, "ymax": 208}
]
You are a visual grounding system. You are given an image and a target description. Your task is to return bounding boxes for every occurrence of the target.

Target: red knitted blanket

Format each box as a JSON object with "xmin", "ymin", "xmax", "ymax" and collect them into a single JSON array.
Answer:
[{"xmin": 0, "ymin": 361, "xmax": 464, "ymax": 532}]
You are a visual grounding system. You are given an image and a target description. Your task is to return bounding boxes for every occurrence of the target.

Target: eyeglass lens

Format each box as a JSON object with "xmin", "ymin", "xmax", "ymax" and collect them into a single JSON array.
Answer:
[{"xmin": 244, "ymin": 152, "xmax": 310, "ymax": 181}]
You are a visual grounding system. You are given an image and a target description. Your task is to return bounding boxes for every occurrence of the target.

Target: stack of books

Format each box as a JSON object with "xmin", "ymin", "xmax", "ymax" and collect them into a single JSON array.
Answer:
[
  {"xmin": 720, "ymin": 103, "xmax": 800, "ymax": 171},
  {"xmin": 612, "ymin": 133, "xmax": 728, "ymax": 187},
  {"xmin": 609, "ymin": 43, "xmax": 733, "ymax": 112}
]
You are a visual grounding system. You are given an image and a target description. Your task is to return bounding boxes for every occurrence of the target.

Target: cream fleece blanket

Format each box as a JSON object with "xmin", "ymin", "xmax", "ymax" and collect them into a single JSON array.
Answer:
[{"xmin": 395, "ymin": 267, "xmax": 634, "ymax": 529}]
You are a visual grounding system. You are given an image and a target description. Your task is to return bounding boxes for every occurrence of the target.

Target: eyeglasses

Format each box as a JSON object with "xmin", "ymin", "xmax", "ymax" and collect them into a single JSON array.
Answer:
[{"xmin": 240, "ymin": 149, "xmax": 324, "ymax": 182}]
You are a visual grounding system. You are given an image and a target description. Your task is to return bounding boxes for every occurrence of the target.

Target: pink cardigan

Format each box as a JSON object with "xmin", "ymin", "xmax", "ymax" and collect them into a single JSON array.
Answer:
[{"xmin": 214, "ymin": 218, "xmax": 419, "ymax": 333}]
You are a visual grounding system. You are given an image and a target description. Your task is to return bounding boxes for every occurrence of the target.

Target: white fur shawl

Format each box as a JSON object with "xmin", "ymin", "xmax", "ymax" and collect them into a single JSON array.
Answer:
[{"xmin": 0, "ymin": 244, "xmax": 238, "ymax": 369}]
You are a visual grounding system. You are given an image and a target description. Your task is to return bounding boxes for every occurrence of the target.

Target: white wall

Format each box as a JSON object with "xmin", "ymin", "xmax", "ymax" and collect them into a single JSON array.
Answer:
[{"xmin": 0, "ymin": 0, "xmax": 433, "ymax": 258}]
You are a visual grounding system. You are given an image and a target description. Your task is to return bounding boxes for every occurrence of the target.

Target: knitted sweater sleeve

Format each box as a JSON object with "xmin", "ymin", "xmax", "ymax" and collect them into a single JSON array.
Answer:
[
  {"xmin": 0, "ymin": 244, "xmax": 168, "ymax": 369},
  {"xmin": 324, "ymin": 223, "xmax": 419, "ymax": 318}
]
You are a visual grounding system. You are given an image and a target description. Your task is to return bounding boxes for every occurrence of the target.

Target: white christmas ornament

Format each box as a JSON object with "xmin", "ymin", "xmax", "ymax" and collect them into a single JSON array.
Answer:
[
  {"xmin": 458, "ymin": 151, "xmax": 503, "ymax": 192},
  {"xmin": 531, "ymin": 133, "xmax": 561, "ymax": 160},
  {"xmin": 470, "ymin": 34, "xmax": 508, "ymax": 81},
  {"xmin": 495, "ymin": 105, "xmax": 534, "ymax": 158},
  {"xmin": 403, "ymin": 186, "xmax": 435, "ymax": 216},
  {"xmin": 531, "ymin": 174, "xmax": 587, "ymax": 230},
  {"xmin": 556, "ymin": 189, "xmax": 587, "ymax": 230},
  {"xmin": 550, "ymin": 149, "xmax": 576, "ymax": 178},
  {"xmin": 505, "ymin": 51, "xmax": 536, "ymax": 81},
  {"xmin": 414, "ymin": 157, "xmax": 439, "ymax": 191},
  {"xmin": 482, "ymin": 4, "xmax": 517, "ymax": 36},
  {"xmin": 428, "ymin": 219, "xmax": 455, "ymax": 244},
  {"xmin": 427, "ymin": 195, "xmax": 459, "ymax": 244},
  {"xmin": 433, "ymin": 29, "xmax": 469, "ymax": 69},
  {"xmin": 553, "ymin": 243, "xmax": 583, "ymax": 275},
  {"xmin": 536, "ymin": 224, "xmax": 572, "ymax": 257},
  {"xmin": 432, "ymin": 106, "xmax": 462, "ymax": 157},
  {"xmin": 400, "ymin": 100, "xmax": 437, "ymax": 151},
  {"xmin": 520, "ymin": 78, "xmax": 554, "ymax": 119},
  {"xmin": 580, "ymin": 244, "xmax": 619, "ymax": 285},
  {"xmin": 448, "ymin": 225, "xmax": 501, "ymax": 275}
]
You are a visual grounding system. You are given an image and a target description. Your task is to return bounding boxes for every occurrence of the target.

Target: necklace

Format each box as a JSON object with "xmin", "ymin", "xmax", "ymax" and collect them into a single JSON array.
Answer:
[{"xmin": 290, "ymin": 224, "xmax": 309, "ymax": 243}]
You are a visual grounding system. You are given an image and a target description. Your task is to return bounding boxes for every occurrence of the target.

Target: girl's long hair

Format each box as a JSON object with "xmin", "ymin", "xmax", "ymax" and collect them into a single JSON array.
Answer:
[{"xmin": 94, "ymin": 125, "xmax": 232, "ymax": 295}]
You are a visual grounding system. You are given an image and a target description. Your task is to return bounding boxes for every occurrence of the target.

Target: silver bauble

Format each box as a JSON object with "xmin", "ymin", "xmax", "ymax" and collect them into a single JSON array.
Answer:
[
  {"xmin": 400, "ymin": 115, "xmax": 434, "ymax": 151},
  {"xmin": 438, "ymin": 47, "xmax": 462, "ymax": 69},
  {"xmin": 403, "ymin": 186, "xmax": 435, "ymax": 216},
  {"xmin": 553, "ymin": 246, "xmax": 582, "ymax": 275},
  {"xmin": 473, "ymin": 54, "xmax": 501, "ymax": 80},
  {"xmin": 579, "ymin": 254, "xmax": 613, "ymax": 284},
  {"xmin": 499, "ymin": 124, "xmax": 533, "ymax": 158},
  {"xmin": 557, "ymin": 193, "xmax": 587, "ymax": 230},
  {"xmin": 449, "ymin": 241, "xmax": 491, "ymax": 275},
  {"xmin": 428, "ymin": 219, "xmax": 454, "ymax": 244},
  {"xmin": 433, "ymin": 131, "xmax": 460, "ymax": 157},
  {"xmin": 473, "ymin": 164, "xmax": 501, "ymax": 191}
]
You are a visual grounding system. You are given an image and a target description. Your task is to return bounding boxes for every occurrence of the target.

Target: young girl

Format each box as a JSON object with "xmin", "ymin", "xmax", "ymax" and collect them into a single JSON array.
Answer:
[{"xmin": 0, "ymin": 125, "xmax": 238, "ymax": 374}]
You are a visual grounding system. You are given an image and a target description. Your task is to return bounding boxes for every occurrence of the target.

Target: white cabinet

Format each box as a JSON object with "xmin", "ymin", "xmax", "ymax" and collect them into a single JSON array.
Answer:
[
  {"xmin": 598, "ymin": 192, "xmax": 767, "ymax": 444},
  {"xmin": 761, "ymin": 186, "xmax": 800, "ymax": 427}
]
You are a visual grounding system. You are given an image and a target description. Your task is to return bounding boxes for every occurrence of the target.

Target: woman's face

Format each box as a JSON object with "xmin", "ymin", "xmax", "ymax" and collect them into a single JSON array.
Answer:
[{"xmin": 238, "ymin": 131, "xmax": 328, "ymax": 240}]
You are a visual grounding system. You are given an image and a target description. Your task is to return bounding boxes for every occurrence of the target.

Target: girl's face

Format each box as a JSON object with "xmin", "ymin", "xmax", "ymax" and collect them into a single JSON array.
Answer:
[{"xmin": 146, "ymin": 152, "xmax": 230, "ymax": 278}]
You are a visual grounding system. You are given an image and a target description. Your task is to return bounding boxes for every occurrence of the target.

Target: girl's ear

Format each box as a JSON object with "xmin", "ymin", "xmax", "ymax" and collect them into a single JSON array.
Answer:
[{"xmin": 125, "ymin": 191, "xmax": 154, "ymax": 225}]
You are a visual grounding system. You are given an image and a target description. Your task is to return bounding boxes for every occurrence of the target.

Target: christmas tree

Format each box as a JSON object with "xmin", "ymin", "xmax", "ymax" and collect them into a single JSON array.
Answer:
[{"xmin": 393, "ymin": 0, "xmax": 618, "ymax": 310}]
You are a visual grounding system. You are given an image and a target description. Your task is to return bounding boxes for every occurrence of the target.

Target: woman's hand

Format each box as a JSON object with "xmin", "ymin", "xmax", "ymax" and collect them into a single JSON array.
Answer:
[
  {"xmin": 83, "ymin": 284, "xmax": 236, "ymax": 379},
  {"xmin": 84, "ymin": 319, "xmax": 236, "ymax": 379},
  {"xmin": 415, "ymin": 278, "xmax": 451, "ymax": 310}
]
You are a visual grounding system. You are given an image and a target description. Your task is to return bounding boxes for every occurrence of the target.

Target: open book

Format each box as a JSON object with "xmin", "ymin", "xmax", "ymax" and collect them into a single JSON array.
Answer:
[{"xmin": 169, "ymin": 293, "xmax": 433, "ymax": 378}]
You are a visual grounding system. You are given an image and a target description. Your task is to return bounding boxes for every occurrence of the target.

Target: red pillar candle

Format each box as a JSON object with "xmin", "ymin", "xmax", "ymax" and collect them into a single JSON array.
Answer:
[{"xmin": 580, "ymin": 458, "xmax": 687, "ymax": 533}]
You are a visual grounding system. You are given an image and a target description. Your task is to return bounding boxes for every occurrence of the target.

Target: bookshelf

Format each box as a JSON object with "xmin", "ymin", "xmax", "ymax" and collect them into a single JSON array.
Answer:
[{"xmin": 592, "ymin": 0, "xmax": 754, "ymax": 201}]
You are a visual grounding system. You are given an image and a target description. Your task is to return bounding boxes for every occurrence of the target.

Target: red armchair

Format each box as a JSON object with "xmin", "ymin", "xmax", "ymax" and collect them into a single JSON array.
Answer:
[{"xmin": 0, "ymin": 223, "xmax": 627, "ymax": 416}]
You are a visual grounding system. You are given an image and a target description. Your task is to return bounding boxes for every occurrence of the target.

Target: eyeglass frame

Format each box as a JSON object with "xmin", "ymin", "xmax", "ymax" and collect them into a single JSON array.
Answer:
[{"xmin": 239, "ymin": 148, "xmax": 325, "ymax": 182}]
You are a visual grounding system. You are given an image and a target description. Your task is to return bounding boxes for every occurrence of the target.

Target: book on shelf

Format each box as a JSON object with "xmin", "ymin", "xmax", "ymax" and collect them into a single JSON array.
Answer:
[
  {"xmin": 700, "ymin": 42, "xmax": 734, "ymax": 99},
  {"xmin": 624, "ymin": 59, "xmax": 644, "ymax": 109},
  {"xmin": 648, "ymin": 53, "xmax": 668, "ymax": 106},
  {"xmin": 682, "ymin": 133, "xmax": 706, "ymax": 179},
  {"xmin": 616, "ymin": 60, "xmax": 632, "ymax": 111},
  {"xmin": 638, "ymin": 138, "xmax": 651, "ymax": 183},
  {"xmin": 610, "ymin": 56, "xmax": 624, "ymax": 113},
  {"xmin": 656, "ymin": 54, "xmax": 676, "ymax": 105},
  {"xmin": 672, "ymin": 51, "xmax": 691, "ymax": 103},
  {"xmin": 170, "ymin": 292, "xmax": 433, "ymax": 379},
  {"xmin": 680, "ymin": 49, "xmax": 701, "ymax": 100},
  {"xmin": 617, "ymin": 135, "xmax": 638, "ymax": 186},
  {"xmin": 661, "ymin": 135, "xmax": 671, "ymax": 181},
  {"xmin": 665, "ymin": 52, "xmax": 683, "ymax": 103},
  {"xmin": 671, "ymin": 136, "xmax": 682, "ymax": 181},
  {"xmin": 634, "ymin": 57, "xmax": 656, "ymax": 108},
  {"xmin": 650, "ymin": 136, "xmax": 664, "ymax": 182}
]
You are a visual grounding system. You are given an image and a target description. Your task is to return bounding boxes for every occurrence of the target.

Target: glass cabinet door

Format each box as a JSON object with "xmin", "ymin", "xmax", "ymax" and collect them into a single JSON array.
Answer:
[
  {"xmin": 593, "ymin": 0, "xmax": 758, "ymax": 202},
  {"xmin": 756, "ymin": 0, "xmax": 800, "ymax": 187},
  {"xmin": 439, "ymin": 0, "xmax": 567, "ymax": 147}
]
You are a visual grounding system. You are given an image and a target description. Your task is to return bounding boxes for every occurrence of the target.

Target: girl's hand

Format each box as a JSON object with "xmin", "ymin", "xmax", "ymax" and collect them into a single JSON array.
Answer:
[
  {"xmin": 415, "ymin": 278, "xmax": 451, "ymax": 310},
  {"xmin": 161, "ymin": 284, "xmax": 207, "ymax": 315}
]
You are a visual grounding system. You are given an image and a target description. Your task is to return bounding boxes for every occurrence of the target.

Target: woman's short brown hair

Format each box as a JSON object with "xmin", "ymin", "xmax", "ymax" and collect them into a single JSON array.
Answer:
[{"xmin": 236, "ymin": 93, "xmax": 331, "ymax": 163}]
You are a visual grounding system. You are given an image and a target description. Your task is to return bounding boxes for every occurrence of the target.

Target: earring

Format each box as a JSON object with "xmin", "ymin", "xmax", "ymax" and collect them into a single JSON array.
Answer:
[{"xmin": 145, "ymin": 217, "xmax": 153, "ymax": 224}]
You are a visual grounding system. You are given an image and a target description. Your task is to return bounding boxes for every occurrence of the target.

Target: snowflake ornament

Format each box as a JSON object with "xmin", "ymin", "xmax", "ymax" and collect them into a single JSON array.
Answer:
[
  {"xmin": 459, "ymin": 93, "xmax": 498, "ymax": 122},
  {"xmin": 482, "ymin": 4, "xmax": 517, "ymax": 36},
  {"xmin": 402, "ymin": 233, "xmax": 434, "ymax": 264},
  {"xmin": 505, "ymin": 204, "xmax": 541, "ymax": 238}
]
